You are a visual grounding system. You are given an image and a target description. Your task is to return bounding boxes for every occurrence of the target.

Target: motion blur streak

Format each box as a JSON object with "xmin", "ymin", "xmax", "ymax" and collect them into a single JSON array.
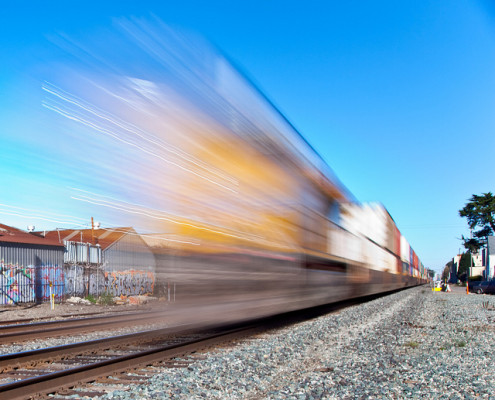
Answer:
[
  {"xmin": 42, "ymin": 82, "xmax": 239, "ymax": 194},
  {"xmin": 5, "ymin": 17, "xmax": 426, "ymax": 323},
  {"xmin": 0, "ymin": 203, "xmax": 87, "ymax": 227}
]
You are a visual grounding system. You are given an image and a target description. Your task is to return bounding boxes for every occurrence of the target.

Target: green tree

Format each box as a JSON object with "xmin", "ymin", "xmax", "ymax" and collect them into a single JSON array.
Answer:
[
  {"xmin": 457, "ymin": 253, "xmax": 471, "ymax": 281},
  {"xmin": 442, "ymin": 261, "xmax": 452, "ymax": 281},
  {"xmin": 459, "ymin": 192, "xmax": 495, "ymax": 251}
]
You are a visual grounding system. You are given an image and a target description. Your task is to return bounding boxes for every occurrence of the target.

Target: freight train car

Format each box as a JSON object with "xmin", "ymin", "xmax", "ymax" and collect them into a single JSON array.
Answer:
[{"xmin": 40, "ymin": 19, "xmax": 426, "ymax": 322}]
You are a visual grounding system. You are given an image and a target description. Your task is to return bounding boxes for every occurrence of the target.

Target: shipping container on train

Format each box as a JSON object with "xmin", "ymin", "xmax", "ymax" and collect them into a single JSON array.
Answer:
[
  {"xmin": 340, "ymin": 202, "xmax": 398, "ymax": 274},
  {"xmin": 393, "ymin": 225, "xmax": 402, "ymax": 274},
  {"xmin": 400, "ymin": 235, "xmax": 410, "ymax": 275}
]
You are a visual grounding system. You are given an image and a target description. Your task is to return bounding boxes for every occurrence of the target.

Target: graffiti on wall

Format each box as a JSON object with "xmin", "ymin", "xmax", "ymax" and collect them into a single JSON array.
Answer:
[
  {"xmin": 64, "ymin": 267, "xmax": 155, "ymax": 297},
  {"xmin": 104, "ymin": 270, "xmax": 155, "ymax": 297},
  {"xmin": 89, "ymin": 272, "xmax": 106, "ymax": 296},
  {"xmin": 64, "ymin": 265, "xmax": 105, "ymax": 297},
  {"xmin": 0, "ymin": 263, "xmax": 35, "ymax": 304},
  {"xmin": 0, "ymin": 261, "xmax": 64, "ymax": 305},
  {"xmin": 40, "ymin": 265, "xmax": 65, "ymax": 301},
  {"xmin": 64, "ymin": 264, "xmax": 86, "ymax": 297},
  {"xmin": 0, "ymin": 261, "xmax": 155, "ymax": 303}
]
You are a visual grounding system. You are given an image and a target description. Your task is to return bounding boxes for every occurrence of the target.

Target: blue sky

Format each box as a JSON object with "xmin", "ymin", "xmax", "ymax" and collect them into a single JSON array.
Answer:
[{"xmin": 1, "ymin": 1, "xmax": 494, "ymax": 272}]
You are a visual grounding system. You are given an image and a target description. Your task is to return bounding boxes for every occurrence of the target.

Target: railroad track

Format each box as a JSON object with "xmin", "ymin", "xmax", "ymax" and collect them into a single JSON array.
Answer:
[
  {"xmin": 0, "ymin": 309, "xmax": 169, "ymax": 344},
  {"xmin": 0, "ymin": 310, "xmax": 117, "ymax": 326},
  {"xmin": 0, "ymin": 322, "xmax": 261, "ymax": 399},
  {"xmin": 0, "ymin": 307, "xmax": 143, "ymax": 326}
]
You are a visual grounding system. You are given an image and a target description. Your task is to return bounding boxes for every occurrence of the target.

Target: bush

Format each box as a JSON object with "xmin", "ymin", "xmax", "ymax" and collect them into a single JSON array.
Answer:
[
  {"xmin": 98, "ymin": 292, "xmax": 115, "ymax": 306},
  {"xmin": 85, "ymin": 294, "xmax": 97, "ymax": 304},
  {"xmin": 468, "ymin": 275, "xmax": 483, "ymax": 282}
]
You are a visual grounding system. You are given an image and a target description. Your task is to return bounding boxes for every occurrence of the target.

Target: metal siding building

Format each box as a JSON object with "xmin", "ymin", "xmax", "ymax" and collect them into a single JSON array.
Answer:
[
  {"xmin": 103, "ymin": 233, "xmax": 155, "ymax": 273},
  {"xmin": 43, "ymin": 227, "xmax": 156, "ymax": 297},
  {"xmin": 102, "ymin": 232, "xmax": 156, "ymax": 297},
  {"xmin": 0, "ymin": 224, "xmax": 65, "ymax": 304}
]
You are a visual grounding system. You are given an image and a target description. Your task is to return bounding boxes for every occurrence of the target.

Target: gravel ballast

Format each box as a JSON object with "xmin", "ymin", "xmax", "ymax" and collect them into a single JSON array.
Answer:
[{"xmin": 95, "ymin": 286, "xmax": 495, "ymax": 399}]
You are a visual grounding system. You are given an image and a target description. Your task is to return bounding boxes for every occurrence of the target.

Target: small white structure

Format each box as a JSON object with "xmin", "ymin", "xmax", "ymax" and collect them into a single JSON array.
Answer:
[
  {"xmin": 469, "ymin": 252, "xmax": 485, "ymax": 278},
  {"xmin": 484, "ymin": 236, "xmax": 495, "ymax": 279}
]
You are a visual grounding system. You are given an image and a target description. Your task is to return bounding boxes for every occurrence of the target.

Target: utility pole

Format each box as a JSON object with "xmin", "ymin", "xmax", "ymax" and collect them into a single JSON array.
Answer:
[{"xmin": 91, "ymin": 217, "xmax": 95, "ymax": 245}]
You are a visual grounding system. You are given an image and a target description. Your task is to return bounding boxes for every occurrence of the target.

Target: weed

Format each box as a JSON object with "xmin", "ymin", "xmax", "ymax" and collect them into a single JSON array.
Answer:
[
  {"xmin": 85, "ymin": 294, "xmax": 97, "ymax": 304},
  {"xmin": 405, "ymin": 341, "xmax": 419, "ymax": 348},
  {"xmin": 455, "ymin": 340, "xmax": 467, "ymax": 348},
  {"xmin": 98, "ymin": 292, "xmax": 115, "ymax": 306}
]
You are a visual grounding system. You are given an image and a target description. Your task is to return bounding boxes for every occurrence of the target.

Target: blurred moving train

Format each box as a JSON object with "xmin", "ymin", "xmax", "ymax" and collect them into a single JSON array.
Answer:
[{"xmin": 39, "ymin": 19, "xmax": 426, "ymax": 317}]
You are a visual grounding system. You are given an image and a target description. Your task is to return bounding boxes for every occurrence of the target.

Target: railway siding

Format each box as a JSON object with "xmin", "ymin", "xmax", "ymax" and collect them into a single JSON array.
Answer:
[{"xmin": 90, "ymin": 286, "xmax": 495, "ymax": 399}]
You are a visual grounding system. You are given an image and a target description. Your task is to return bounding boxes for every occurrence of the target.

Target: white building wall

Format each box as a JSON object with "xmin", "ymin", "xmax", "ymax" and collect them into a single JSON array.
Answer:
[
  {"xmin": 487, "ymin": 237, "xmax": 495, "ymax": 280},
  {"xmin": 470, "ymin": 265, "xmax": 485, "ymax": 277}
]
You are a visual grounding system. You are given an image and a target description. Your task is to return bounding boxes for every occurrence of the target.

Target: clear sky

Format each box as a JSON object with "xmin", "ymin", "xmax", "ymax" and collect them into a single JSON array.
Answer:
[{"xmin": 1, "ymin": 1, "xmax": 494, "ymax": 273}]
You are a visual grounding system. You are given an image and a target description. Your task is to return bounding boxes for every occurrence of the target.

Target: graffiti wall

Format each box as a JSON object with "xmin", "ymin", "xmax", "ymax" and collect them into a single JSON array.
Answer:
[
  {"xmin": 64, "ymin": 266, "xmax": 155, "ymax": 297},
  {"xmin": 0, "ymin": 262, "xmax": 155, "ymax": 304},
  {"xmin": 0, "ymin": 261, "xmax": 64, "ymax": 305},
  {"xmin": 104, "ymin": 270, "xmax": 155, "ymax": 296},
  {"xmin": 64, "ymin": 265, "xmax": 106, "ymax": 298}
]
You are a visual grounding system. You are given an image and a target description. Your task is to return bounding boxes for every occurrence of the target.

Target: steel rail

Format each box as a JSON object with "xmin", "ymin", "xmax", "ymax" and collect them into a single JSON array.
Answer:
[
  {"xmin": 0, "ymin": 323, "xmax": 198, "ymax": 372},
  {"xmin": 0, "ymin": 306, "xmax": 143, "ymax": 327},
  {"xmin": 0, "ymin": 324, "xmax": 260, "ymax": 400},
  {"xmin": 0, "ymin": 310, "xmax": 168, "ymax": 344},
  {"xmin": 0, "ymin": 309, "xmax": 134, "ymax": 326},
  {"xmin": 0, "ymin": 310, "xmax": 153, "ymax": 333}
]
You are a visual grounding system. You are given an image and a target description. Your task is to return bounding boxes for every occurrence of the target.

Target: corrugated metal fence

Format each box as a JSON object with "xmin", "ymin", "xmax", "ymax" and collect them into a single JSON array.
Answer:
[
  {"xmin": 0, "ymin": 243, "xmax": 65, "ymax": 305},
  {"xmin": 0, "ymin": 262, "xmax": 64, "ymax": 305}
]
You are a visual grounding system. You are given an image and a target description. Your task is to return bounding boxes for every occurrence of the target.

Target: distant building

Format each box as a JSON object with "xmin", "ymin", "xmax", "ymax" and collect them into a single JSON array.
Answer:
[
  {"xmin": 0, "ymin": 224, "xmax": 65, "ymax": 304},
  {"xmin": 450, "ymin": 251, "xmax": 486, "ymax": 283},
  {"xmin": 449, "ymin": 239, "xmax": 495, "ymax": 283},
  {"xmin": 449, "ymin": 255, "xmax": 461, "ymax": 283},
  {"xmin": 484, "ymin": 236, "xmax": 495, "ymax": 280},
  {"xmin": 469, "ymin": 252, "xmax": 485, "ymax": 278}
]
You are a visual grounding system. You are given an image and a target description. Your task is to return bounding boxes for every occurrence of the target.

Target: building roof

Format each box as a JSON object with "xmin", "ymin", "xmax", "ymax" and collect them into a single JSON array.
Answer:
[
  {"xmin": 41, "ymin": 227, "xmax": 135, "ymax": 250},
  {"xmin": 0, "ymin": 223, "xmax": 64, "ymax": 247}
]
